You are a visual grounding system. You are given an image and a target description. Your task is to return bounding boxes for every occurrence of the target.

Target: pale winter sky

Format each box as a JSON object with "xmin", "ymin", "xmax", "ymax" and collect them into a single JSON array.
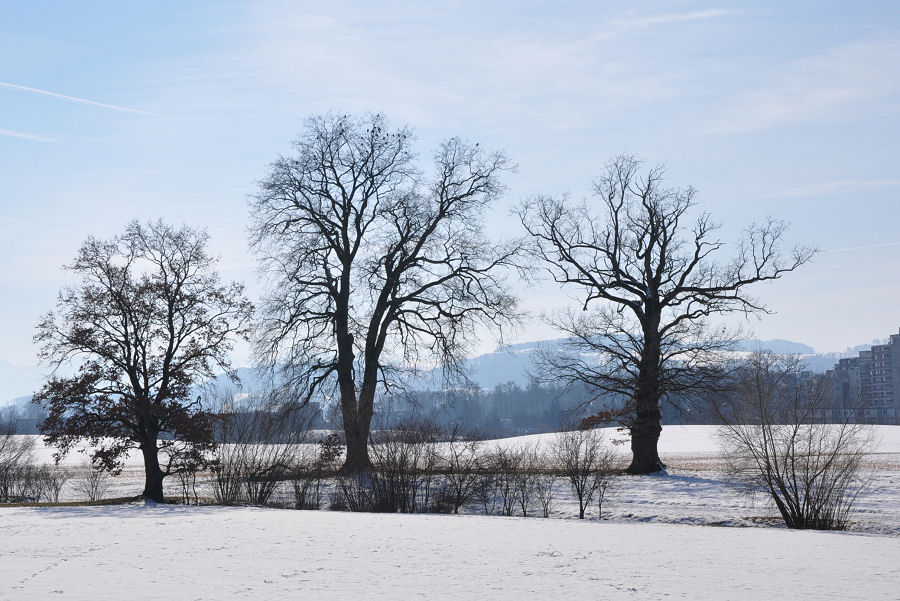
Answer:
[{"xmin": 1, "ymin": 1, "xmax": 899, "ymax": 371}]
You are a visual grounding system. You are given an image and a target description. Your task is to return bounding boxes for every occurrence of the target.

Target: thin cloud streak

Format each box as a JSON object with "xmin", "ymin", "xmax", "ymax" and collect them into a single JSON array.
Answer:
[
  {"xmin": 610, "ymin": 9, "xmax": 736, "ymax": 30},
  {"xmin": 763, "ymin": 179, "xmax": 900, "ymax": 198},
  {"xmin": 699, "ymin": 37, "xmax": 900, "ymax": 135},
  {"xmin": 0, "ymin": 81, "xmax": 166, "ymax": 118},
  {"xmin": 590, "ymin": 8, "xmax": 736, "ymax": 42},
  {"xmin": 0, "ymin": 127, "xmax": 59, "ymax": 143},
  {"xmin": 825, "ymin": 241, "xmax": 900, "ymax": 253}
]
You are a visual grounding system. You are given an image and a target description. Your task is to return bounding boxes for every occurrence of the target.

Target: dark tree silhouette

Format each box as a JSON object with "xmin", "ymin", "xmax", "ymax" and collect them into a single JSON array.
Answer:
[
  {"xmin": 34, "ymin": 220, "xmax": 253, "ymax": 501},
  {"xmin": 250, "ymin": 113, "xmax": 519, "ymax": 471},
  {"xmin": 520, "ymin": 155, "xmax": 815, "ymax": 474}
]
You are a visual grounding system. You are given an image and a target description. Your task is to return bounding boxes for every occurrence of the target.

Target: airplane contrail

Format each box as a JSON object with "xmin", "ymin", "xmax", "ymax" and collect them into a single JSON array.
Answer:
[
  {"xmin": 0, "ymin": 81, "xmax": 165, "ymax": 118},
  {"xmin": 0, "ymin": 127, "xmax": 59, "ymax": 143},
  {"xmin": 825, "ymin": 241, "xmax": 900, "ymax": 253}
]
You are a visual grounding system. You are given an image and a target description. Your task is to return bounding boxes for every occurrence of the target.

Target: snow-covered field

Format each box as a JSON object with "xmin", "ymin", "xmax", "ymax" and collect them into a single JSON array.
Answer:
[
  {"xmin": 2, "ymin": 505, "xmax": 899, "ymax": 600},
  {"xmin": 16, "ymin": 425, "xmax": 900, "ymax": 534},
  {"xmin": 3, "ymin": 425, "xmax": 900, "ymax": 599}
]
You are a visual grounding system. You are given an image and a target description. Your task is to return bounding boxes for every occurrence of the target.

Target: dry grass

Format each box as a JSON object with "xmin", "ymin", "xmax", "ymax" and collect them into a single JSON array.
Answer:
[{"xmin": 660, "ymin": 452, "xmax": 900, "ymax": 474}]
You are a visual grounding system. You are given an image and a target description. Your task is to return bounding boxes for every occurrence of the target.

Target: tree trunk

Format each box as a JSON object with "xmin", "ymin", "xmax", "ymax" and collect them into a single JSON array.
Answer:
[
  {"xmin": 339, "ymin": 391, "xmax": 373, "ymax": 473},
  {"xmin": 627, "ymin": 400, "xmax": 664, "ymax": 474},
  {"xmin": 141, "ymin": 443, "xmax": 165, "ymax": 502},
  {"xmin": 627, "ymin": 318, "xmax": 666, "ymax": 474},
  {"xmin": 342, "ymin": 422, "xmax": 372, "ymax": 472}
]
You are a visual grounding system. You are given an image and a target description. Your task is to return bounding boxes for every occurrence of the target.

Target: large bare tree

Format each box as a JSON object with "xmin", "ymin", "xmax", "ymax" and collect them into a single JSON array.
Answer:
[
  {"xmin": 250, "ymin": 113, "xmax": 519, "ymax": 471},
  {"xmin": 520, "ymin": 155, "xmax": 814, "ymax": 474},
  {"xmin": 34, "ymin": 220, "xmax": 253, "ymax": 501}
]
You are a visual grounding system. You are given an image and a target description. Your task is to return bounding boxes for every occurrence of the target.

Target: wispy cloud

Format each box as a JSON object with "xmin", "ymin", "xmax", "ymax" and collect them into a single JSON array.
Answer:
[
  {"xmin": 0, "ymin": 81, "xmax": 166, "ymax": 118},
  {"xmin": 0, "ymin": 127, "xmax": 59, "ymax": 143},
  {"xmin": 825, "ymin": 241, "xmax": 900, "ymax": 253},
  {"xmin": 192, "ymin": 3, "xmax": 727, "ymax": 134},
  {"xmin": 701, "ymin": 37, "xmax": 900, "ymax": 134},
  {"xmin": 763, "ymin": 179, "xmax": 900, "ymax": 198},
  {"xmin": 607, "ymin": 9, "xmax": 736, "ymax": 33}
]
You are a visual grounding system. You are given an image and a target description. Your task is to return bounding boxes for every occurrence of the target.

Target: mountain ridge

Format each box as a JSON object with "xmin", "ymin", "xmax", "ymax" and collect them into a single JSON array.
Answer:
[{"xmin": 0, "ymin": 337, "xmax": 879, "ymax": 405}]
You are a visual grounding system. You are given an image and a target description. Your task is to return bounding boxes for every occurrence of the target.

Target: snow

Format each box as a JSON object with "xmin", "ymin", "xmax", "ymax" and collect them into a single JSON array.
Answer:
[
  {"xmin": 488, "ymin": 424, "xmax": 900, "ymax": 455},
  {"xmin": 23, "ymin": 424, "xmax": 900, "ymax": 466},
  {"xmin": 3, "ymin": 425, "xmax": 900, "ymax": 598},
  {"xmin": 12, "ymin": 425, "xmax": 900, "ymax": 533},
  {"xmin": 2, "ymin": 505, "xmax": 899, "ymax": 600}
]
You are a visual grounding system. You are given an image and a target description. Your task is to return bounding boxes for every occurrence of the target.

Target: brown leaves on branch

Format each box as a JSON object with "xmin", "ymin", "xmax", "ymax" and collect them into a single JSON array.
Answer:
[{"xmin": 33, "ymin": 220, "xmax": 254, "ymax": 501}]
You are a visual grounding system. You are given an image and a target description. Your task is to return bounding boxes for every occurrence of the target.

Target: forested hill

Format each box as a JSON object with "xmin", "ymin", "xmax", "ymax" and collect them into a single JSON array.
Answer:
[{"xmin": 0, "ymin": 338, "xmax": 868, "ymax": 405}]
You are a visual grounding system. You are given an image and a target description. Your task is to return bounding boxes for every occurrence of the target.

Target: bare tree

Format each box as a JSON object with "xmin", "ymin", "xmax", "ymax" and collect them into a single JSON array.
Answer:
[
  {"xmin": 553, "ymin": 428, "xmax": 607, "ymax": 519},
  {"xmin": 72, "ymin": 459, "xmax": 112, "ymax": 502},
  {"xmin": 0, "ymin": 407, "xmax": 36, "ymax": 502},
  {"xmin": 250, "ymin": 113, "xmax": 520, "ymax": 471},
  {"xmin": 34, "ymin": 220, "xmax": 254, "ymax": 502},
  {"xmin": 520, "ymin": 155, "xmax": 814, "ymax": 474},
  {"xmin": 717, "ymin": 352, "xmax": 875, "ymax": 530}
]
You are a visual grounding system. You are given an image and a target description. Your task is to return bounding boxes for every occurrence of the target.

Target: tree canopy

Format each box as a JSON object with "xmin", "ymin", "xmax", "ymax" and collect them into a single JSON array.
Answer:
[
  {"xmin": 520, "ymin": 155, "xmax": 815, "ymax": 473},
  {"xmin": 250, "ymin": 113, "xmax": 521, "ymax": 470},
  {"xmin": 35, "ymin": 220, "xmax": 253, "ymax": 501}
]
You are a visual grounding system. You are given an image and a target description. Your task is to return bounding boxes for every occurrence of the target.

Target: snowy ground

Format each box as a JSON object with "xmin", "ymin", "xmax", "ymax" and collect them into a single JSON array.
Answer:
[
  {"xmin": 3, "ymin": 425, "xmax": 900, "ymax": 599},
  {"xmin": 16, "ymin": 425, "xmax": 900, "ymax": 534},
  {"xmin": 2, "ymin": 505, "xmax": 899, "ymax": 600}
]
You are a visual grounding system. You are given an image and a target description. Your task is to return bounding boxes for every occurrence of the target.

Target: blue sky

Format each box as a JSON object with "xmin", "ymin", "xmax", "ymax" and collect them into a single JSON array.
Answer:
[{"xmin": 2, "ymin": 0, "xmax": 899, "ymax": 370}]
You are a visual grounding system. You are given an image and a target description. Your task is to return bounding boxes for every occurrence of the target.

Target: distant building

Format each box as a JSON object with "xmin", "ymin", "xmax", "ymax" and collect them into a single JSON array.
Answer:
[{"xmin": 827, "ymin": 328, "xmax": 900, "ymax": 424}]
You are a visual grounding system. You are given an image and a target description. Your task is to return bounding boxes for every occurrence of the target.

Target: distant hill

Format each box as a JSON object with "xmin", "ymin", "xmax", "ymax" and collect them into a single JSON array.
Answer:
[
  {"xmin": 0, "ymin": 360, "xmax": 44, "ymax": 406},
  {"xmin": 0, "ymin": 337, "xmax": 872, "ymax": 404},
  {"xmin": 735, "ymin": 339, "xmax": 815, "ymax": 355},
  {"xmin": 396, "ymin": 337, "xmax": 829, "ymax": 390}
]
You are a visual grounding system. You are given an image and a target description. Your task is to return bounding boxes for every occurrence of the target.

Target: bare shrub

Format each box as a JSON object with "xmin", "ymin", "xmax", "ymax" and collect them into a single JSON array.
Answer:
[
  {"xmin": 176, "ymin": 466, "xmax": 200, "ymax": 505},
  {"xmin": 553, "ymin": 428, "xmax": 607, "ymax": 519},
  {"xmin": 293, "ymin": 433, "xmax": 342, "ymax": 510},
  {"xmin": 37, "ymin": 465, "xmax": 70, "ymax": 503},
  {"xmin": 72, "ymin": 459, "xmax": 111, "ymax": 502},
  {"xmin": 442, "ymin": 428, "xmax": 483, "ymax": 514},
  {"xmin": 336, "ymin": 472, "xmax": 374, "ymax": 512},
  {"xmin": 367, "ymin": 417, "xmax": 442, "ymax": 513},
  {"xmin": 474, "ymin": 470, "xmax": 500, "ymax": 515},
  {"xmin": 533, "ymin": 473, "xmax": 557, "ymax": 518},
  {"xmin": 211, "ymin": 390, "xmax": 317, "ymax": 506},
  {"xmin": 514, "ymin": 446, "xmax": 541, "ymax": 517},
  {"xmin": 491, "ymin": 448, "xmax": 518, "ymax": 516},
  {"xmin": 0, "ymin": 408, "xmax": 37, "ymax": 502},
  {"xmin": 332, "ymin": 418, "xmax": 445, "ymax": 514},
  {"xmin": 328, "ymin": 489, "xmax": 349, "ymax": 511},
  {"xmin": 593, "ymin": 447, "xmax": 620, "ymax": 519},
  {"xmin": 490, "ymin": 445, "xmax": 538, "ymax": 517},
  {"xmin": 0, "ymin": 410, "xmax": 66, "ymax": 504},
  {"xmin": 717, "ymin": 352, "xmax": 876, "ymax": 531},
  {"xmin": 4, "ymin": 465, "xmax": 44, "ymax": 502},
  {"xmin": 532, "ymin": 448, "xmax": 558, "ymax": 519}
]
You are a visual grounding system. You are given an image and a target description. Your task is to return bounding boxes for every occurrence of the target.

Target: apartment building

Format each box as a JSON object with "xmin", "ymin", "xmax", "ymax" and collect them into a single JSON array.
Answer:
[{"xmin": 828, "ymin": 328, "xmax": 900, "ymax": 424}]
